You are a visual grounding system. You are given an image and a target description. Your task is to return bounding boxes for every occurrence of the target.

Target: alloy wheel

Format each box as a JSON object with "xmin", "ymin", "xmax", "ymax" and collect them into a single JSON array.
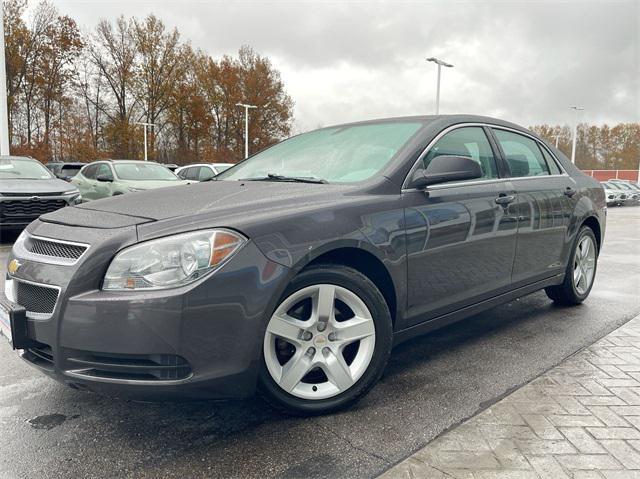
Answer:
[
  {"xmin": 263, "ymin": 284, "xmax": 376, "ymax": 400},
  {"xmin": 573, "ymin": 235, "xmax": 596, "ymax": 295}
]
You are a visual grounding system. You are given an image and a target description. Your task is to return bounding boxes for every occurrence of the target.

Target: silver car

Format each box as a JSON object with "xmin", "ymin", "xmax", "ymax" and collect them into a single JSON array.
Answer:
[
  {"xmin": 0, "ymin": 155, "xmax": 81, "ymax": 231},
  {"xmin": 176, "ymin": 163, "xmax": 235, "ymax": 182},
  {"xmin": 601, "ymin": 182, "xmax": 627, "ymax": 206},
  {"xmin": 71, "ymin": 160, "xmax": 191, "ymax": 201}
]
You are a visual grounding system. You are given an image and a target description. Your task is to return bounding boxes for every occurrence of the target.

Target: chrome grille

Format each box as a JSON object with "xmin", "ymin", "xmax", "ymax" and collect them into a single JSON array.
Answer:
[
  {"xmin": 27, "ymin": 237, "xmax": 87, "ymax": 260},
  {"xmin": 16, "ymin": 281, "xmax": 59, "ymax": 316}
]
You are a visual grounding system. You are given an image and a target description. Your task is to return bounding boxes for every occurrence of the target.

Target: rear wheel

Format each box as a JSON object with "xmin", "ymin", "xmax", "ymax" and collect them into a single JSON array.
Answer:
[
  {"xmin": 545, "ymin": 225, "xmax": 598, "ymax": 305},
  {"xmin": 258, "ymin": 264, "xmax": 392, "ymax": 415}
]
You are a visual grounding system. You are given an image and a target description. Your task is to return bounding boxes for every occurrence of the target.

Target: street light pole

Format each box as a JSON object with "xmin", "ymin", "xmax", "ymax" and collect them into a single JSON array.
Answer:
[
  {"xmin": 0, "ymin": 3, "xmax": 10, "ymax": 155},
  {"xmin": 552, "ymin": 133, "xmax": 562, "ymax": 148},
  {"xmin": 134, "ymin": 122, "xmax": 156, "ymax": 161},
  {"xmin": 569, "ymin": 106, "xmax": 584, "ymax": 164},
  {"xmin": 426, "ymin": 57, "xmax": 454, "ymax": 115},
  {"xmin": 236, "ymin": 103, "xmax": 257, "ymax": 159}
]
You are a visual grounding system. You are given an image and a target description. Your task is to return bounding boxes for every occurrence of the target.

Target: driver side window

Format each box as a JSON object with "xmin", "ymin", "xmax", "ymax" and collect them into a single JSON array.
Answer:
[
  {"xmin": 423, "ymin": 127, "xmax": 499, "ymax": 180},
  {"xmin": 82, "ymin": 164, "xmax": 98, "ymax": 179},
  {"xmin": 96, "ymin": 163, "xmax": 114, "ymax": 180}
]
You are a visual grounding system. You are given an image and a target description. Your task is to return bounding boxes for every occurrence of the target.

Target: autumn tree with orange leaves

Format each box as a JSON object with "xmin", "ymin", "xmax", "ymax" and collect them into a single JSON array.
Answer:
[{"xmin": 3, "ymin": 0, "xmax": 294, "ymax": 165}]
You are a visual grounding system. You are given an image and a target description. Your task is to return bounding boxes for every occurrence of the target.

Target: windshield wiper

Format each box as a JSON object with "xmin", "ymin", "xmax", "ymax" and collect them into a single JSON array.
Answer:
[{"xmin": 241, "ymin": 173, "xmax": 328, "ymax": 184}]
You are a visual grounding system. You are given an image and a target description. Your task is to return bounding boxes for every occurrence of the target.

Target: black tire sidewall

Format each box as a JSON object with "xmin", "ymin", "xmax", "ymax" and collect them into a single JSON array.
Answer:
[{"xmin": 257, "ymin": 264, "xmax": 392, "ymax": 415}]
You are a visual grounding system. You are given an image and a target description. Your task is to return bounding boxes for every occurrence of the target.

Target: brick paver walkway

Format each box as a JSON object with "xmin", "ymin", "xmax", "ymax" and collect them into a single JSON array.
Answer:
[{"xmin": 380, "ymin": 314, "xmax": 640, "ymax": 479}]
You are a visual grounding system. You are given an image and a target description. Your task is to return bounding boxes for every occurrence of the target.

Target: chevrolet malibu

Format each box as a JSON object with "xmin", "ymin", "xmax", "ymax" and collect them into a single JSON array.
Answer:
[{"xmin": 0, "ymin": 115, "xmax": 606, "ymax": 415}]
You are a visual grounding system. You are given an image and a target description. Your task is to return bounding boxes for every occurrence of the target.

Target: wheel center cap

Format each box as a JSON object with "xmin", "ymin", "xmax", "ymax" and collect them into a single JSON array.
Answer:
[{"xmin": 313, "ymin": 335, "xmax": 327, "ymax": 347}]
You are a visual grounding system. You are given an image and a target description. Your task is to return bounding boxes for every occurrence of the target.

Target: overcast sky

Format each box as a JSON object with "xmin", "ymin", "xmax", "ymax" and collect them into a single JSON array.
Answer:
[{"xmin": 48, "ymin": 0, "xmax": 639, "ymax": 130}]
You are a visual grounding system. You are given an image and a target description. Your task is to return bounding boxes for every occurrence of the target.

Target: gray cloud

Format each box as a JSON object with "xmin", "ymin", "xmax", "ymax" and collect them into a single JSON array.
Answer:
[{"xmin": 51, "ymin": 0, "xmax": 639, "ymax": 129}]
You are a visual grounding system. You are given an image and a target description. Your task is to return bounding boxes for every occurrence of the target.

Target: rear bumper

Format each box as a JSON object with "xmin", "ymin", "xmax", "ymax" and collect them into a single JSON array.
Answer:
[{"xmin": 6, "ymin": 237, "xmax": 291, "ymax": 400}]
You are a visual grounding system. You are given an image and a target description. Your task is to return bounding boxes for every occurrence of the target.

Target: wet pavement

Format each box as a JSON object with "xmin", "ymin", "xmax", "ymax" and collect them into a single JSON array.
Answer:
[{"xmin": 0, "ymin": 206, "xmax": 638, "ymax": 479}]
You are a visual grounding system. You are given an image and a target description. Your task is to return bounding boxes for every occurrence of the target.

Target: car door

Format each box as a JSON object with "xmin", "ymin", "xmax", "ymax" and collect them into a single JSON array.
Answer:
[
  {"xmin": 403, "ymin": 126, "xmax": 518, "ymax": 326},
  {"xmin": 490, "ymin": 127, "xmax": 575, "ymax": 285},
  {"xmin": 93, "ymin": 163, "xmax": 115, "ymax": 199},
  {"xmin": 74, "ymin": 164, "xmax": 99, "ymax": 200}
]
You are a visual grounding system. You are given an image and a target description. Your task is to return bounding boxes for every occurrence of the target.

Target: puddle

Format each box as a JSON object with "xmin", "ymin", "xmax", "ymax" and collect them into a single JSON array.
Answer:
[{"xmin": 27, "ymin": 413, "xmax": 77, "ymax": 430}]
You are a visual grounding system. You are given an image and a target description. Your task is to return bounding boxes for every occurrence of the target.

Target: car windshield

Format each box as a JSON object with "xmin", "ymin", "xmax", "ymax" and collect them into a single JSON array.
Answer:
[
  {"xmin": 0, "ymin": 158, "xmax": 52, "ymax": 179},
  {"xmin": 216, "ymin": 165, "xmax": 232, "ymax": 173},
  {"xmin": 114, "ymin": 163, "xmax": 179, "ymax": 181},
  {"xmin": 218, "ymin": 121, "xmax": 424, "ymax": 183},
  {"xmin": 61, "ymin": 165, "xmax": 82, "ymax": 176}
]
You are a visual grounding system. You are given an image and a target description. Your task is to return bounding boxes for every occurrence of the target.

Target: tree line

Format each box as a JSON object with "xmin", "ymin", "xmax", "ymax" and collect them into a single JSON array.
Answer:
[
  {"xmin": 4, "ymin": 0, "xmax": 294, "ymax": 165},
  {"xmin": 531, "ymin": 123, "xmax": 639, "ymax": 171}
]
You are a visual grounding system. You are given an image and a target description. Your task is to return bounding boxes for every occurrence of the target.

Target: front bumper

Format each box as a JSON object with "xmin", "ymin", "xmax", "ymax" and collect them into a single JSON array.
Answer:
[{"xmin": 4, "ymin": 222, "xmax": 290, "ymax": 400}]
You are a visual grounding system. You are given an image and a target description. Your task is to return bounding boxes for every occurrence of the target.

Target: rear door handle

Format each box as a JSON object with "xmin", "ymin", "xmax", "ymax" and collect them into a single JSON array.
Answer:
[
  {"xmin": 564, "ymin": 187, "xmax": 577, "ymax": 197},
  {"xmin": 495, "ymin": 194, "xmax": 516, "ymax": 205}
]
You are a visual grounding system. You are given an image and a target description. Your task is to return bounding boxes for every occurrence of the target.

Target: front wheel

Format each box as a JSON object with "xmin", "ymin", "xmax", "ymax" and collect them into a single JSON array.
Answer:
[
  {"xmin": 258, "ymin": 264, "xmax": 392, "ymax": 415},
  {"xmin": 545, "ymin": 226, "xmax": 598, "ymax": 305}
]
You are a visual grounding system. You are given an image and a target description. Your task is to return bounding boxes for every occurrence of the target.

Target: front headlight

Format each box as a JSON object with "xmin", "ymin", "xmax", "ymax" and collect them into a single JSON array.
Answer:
[{"xmin": 102, "ymin": 229, "xmax": 246, "ymax": 290}]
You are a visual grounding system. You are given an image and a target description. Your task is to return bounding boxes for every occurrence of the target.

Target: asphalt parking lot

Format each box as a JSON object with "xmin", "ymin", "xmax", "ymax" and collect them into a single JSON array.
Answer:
[{"xmin": 0, "ymin": 206, "xmax": 639, "ymax": 479}]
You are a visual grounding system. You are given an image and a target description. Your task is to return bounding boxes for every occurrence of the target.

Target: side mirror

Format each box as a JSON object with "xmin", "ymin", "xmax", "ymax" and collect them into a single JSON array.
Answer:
[
  {"xmin": 411, "ymin": 155, "xmax": 483, "ymax": 188},
  {"xmin": 96, "ymin": 174, "xmax": 113, "ymax": 182}
]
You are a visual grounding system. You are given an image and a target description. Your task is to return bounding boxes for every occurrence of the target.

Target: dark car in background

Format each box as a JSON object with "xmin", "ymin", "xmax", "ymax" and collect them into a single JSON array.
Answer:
[
  {"xmin": 48, "ymin": 162, "xmax": 85, "ymax": 182},
  {"xmin": 0, "ymin": 156, "xmax": 81, "ymax": 232},
  {"xmin": 1, "ymin": 115, "xmax": 606, "ymax": 415}
]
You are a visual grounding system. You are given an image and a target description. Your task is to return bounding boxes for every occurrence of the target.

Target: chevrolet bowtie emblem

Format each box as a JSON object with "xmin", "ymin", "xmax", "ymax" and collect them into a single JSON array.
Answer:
[{"xmin": 7, "ymin": 259, "xmax": 21, "ymax": 275}]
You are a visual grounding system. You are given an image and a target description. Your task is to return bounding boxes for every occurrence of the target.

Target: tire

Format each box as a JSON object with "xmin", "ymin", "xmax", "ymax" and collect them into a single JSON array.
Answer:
[
  {"xmin": 545, "ymin": 225, "xmax": 598, "ymax": 305},
  {"xmin": 258, "ymin": 264, "xmax": 392, "ymax": 416}
]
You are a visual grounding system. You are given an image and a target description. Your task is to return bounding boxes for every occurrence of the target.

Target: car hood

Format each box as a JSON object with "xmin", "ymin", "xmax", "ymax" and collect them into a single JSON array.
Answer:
[
  {"xmin": 39, "ymin": 180, "xmax": 358, "ymax": 229},
  {"xmin": 0, "ymin": 177, "xmax": 76, "ymax": 194}
]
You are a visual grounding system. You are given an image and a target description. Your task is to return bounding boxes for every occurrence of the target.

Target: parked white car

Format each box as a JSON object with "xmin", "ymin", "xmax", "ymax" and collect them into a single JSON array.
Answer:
[
  {"xmin": 601, "ymin": 182, "xmax": 627, "ymax": 206},
  {"xmin": 175, "ymin": 163, "xmax": 235, "ymax": 182},
  {"xmin": 608, "ymin": 180, "xmax": 640, "ymax": 203}
]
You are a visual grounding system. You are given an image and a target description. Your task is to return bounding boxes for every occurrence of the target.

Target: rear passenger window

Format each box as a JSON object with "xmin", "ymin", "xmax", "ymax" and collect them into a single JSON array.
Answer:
[
  {"xmin": 539, "ymin": 146, "xmax": 562, "ymax": 175},
  {"xmin": 493, "ymin": 129, "xmax": 550, "ymax": 177},
  {"xmin": 423, "ymin": 127, "xmax": 499, "ymax": 180}
]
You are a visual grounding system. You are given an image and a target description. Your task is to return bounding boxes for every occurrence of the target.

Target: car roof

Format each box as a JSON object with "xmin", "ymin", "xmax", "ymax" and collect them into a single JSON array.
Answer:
[
  {"xmin": 320, "ymin": 114, "xmax": 532, "ymax": 134},
  {"xmin": 91, "ymin": 159, "xmax": 163, "ymax": 165},
  {"xmin": 0, "ymin": 155, "xmax": 40, "ymax": 162},
  {"xmin": 178, "ymin": 163, "xmax": 232, "ymax": 168}
]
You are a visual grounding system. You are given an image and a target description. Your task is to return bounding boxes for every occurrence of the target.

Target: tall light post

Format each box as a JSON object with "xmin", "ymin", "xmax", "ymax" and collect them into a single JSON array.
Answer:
[
  {"xmin": 569, "ymin": 106, "xmax": 584, "ymax": 164},
  {"xmin": 236, "ymin": 103, "xmax": 257, "ymax": 159},
  {"xmin": 134, "ymin": 122, "xmax": 156, "ymax": 162},
  {"xmin": 426, "ymin": 57, "xmax": 454, "ymax": 115},
  {"xmin": 0, "ymin": 2, "xmax": 10, "ymax": 155},
  {"xmin": 552, "ymin": 133, "xmax": 562, "ymax": 148}
]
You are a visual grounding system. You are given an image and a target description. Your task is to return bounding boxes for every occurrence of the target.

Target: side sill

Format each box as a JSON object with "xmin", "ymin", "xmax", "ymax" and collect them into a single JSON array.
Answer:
[{"xmin": 392, "ymin": 274, "xmax": 565, "ymax": 346}]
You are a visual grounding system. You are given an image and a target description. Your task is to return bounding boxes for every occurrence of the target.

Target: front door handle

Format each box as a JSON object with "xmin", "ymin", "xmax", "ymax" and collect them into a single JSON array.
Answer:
[
  {"xmin": 564, "ymin": 187, "xmax": 577, "ymax": 198},
  {"xmin": 495, "ymin": 194, "xmax": 516, "ymax": 205}
]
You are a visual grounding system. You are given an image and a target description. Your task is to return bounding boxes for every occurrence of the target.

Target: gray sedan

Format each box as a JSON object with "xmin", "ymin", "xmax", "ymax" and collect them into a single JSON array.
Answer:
[
  {"xmin": 1, "ymin": 115, "xmax": 606, "ymax": 415},
  {"xmin": 0, "ymin": 156, "xmax": 81, "ymax": 231}
]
